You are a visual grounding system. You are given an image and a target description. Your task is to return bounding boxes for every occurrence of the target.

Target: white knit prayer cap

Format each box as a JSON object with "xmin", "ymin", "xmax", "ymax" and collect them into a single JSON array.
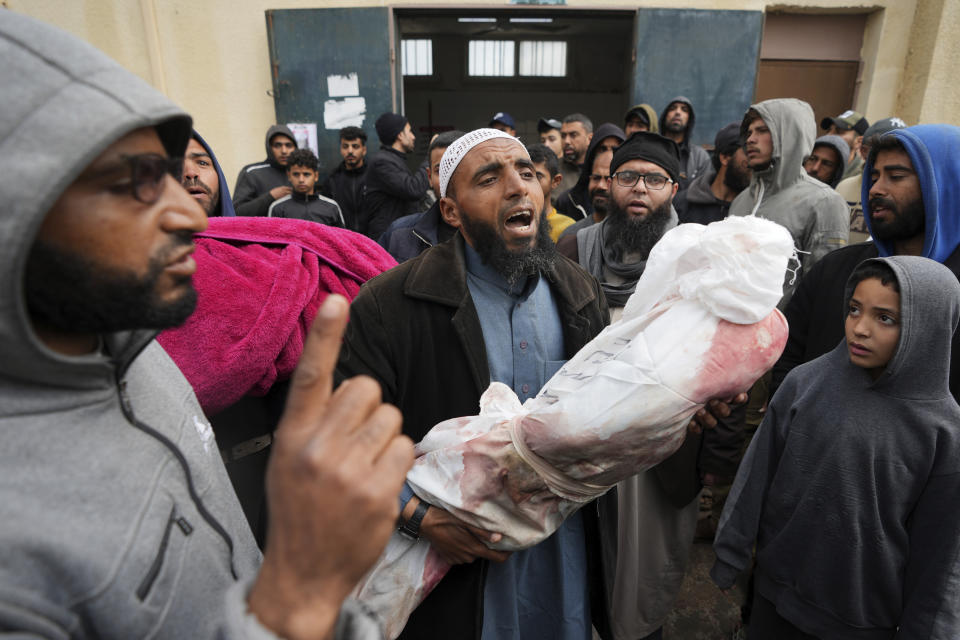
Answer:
[{"xmin": 439, "ymin": 128, "xmax": 526, "ymax": 198}]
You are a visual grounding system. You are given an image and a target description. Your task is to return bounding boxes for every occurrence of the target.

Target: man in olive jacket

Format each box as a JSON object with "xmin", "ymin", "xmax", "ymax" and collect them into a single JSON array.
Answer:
[{"xmin": 337, "ymin": 129, "xmax": 616, "ymax": 640}]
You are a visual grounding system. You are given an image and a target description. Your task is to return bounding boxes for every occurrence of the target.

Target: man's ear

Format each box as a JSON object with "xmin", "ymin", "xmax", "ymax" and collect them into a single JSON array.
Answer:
[
  {"xmin": 439, "ymin": 197, "xmax": 461, "ymax": 229},
  {"xmin": 719, "ymin": 152, "xmax": 731, "ymax": 169},
  {"xmin": 551, "ymin": 173, "xmax": 563, "ymax": 190},
  {"xmin": 671, "ymin": 181, "xmax": 679, "ymax": 198}
]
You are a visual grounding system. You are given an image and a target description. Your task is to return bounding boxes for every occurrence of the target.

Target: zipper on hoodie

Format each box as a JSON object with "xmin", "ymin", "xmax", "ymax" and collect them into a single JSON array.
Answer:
[
  {"xmin": 117, "ymin": 377, "xmax": 239, "ymax": 580},
  {"xmin": 136, "ymin": 507, "xmax": 193, "ymax": 601}
]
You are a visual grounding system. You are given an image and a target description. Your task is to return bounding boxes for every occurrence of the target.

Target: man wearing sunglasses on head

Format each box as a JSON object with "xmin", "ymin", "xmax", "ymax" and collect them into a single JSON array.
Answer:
[
  {"xmin": 557, "ymin": 131, "xmax": 713, "ymax": 640},
  {"xmin": 0, "ymin": 11, "xmax": 412, "ymax": 640}
]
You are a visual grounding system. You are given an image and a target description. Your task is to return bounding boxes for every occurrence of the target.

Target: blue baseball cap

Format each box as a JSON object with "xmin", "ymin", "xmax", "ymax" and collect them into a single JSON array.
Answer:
[{"xmin": 489, "ymin": 112, "xmax": 516, "ymax": 129}]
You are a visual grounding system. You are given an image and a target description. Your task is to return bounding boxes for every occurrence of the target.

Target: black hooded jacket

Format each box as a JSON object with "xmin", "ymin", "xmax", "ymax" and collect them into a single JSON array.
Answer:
[
  {"xmin": 555, "ymin": 123, "xmax": 625, "ymax": 221},
  {"xmin": 232, "ymin": 124, "xmax": 298, "ymax": 217},
  {"xmin": 360, "ymin": 146, "xmax": 429, "ymax": 240},
  {"xmin": 321, "ymin": 160, "xmax": 367, "ymax": 231},
  {"xmin": 658, "ymin": 96, "xmax": 711, "ymax": 191}
]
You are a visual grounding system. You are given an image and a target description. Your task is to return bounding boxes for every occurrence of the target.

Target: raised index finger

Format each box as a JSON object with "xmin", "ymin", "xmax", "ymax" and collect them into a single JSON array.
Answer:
[{"xmin": 279, "ymin": 294, "xmax": 350, "ymax": 434}]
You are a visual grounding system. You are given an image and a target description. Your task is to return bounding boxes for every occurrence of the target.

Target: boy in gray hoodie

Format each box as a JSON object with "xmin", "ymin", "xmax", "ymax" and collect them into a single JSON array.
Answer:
[
  {"xmin": 0, "ymin": 11, "xmax": 411, "ymax": 640},
  {"xmin": 712, "ymin": 256, "xmax": 960, "ymax": 639}
]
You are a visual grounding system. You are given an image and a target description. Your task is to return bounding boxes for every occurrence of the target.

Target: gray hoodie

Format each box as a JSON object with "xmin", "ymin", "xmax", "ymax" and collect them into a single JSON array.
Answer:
[
  {"xmin": 809, "ymin": 133, "xmax": 850, "ymax": 188},
  {"xmin": 0, "ymin": 12, "xmax": 378, "ymax": 640},
  {"xmin": 729, "ymin": 99, "xmax": 849, "ymax": 302},
  {"xmin": 713, "ymin": 256, "xmax": 960, "ymax": 638}
]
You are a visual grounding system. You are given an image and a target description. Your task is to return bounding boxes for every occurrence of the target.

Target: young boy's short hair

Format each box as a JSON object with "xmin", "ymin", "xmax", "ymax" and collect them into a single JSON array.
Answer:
[
  {"xmin": 286, "ymin": 148, "xmax": 319, "ymax": 172},
  {"xmin": 526, "ymin": 143, "xmax": 560, "ymax": 178},
  {"xmin": 847, "ymin": 259, "xmax": 901, "ymax": 295}
]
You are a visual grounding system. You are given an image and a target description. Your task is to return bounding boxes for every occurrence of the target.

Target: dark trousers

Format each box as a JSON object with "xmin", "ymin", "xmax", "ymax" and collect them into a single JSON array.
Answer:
[{"xmin": 747, "ymin": 594, "xmax": 818, "ymax": 640}]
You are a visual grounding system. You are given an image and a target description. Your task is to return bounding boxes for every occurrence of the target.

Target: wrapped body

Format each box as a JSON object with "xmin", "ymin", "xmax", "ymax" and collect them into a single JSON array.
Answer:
[{"xmin": 354, "ymin": 216, "xmax": 796, "ymax": 638}]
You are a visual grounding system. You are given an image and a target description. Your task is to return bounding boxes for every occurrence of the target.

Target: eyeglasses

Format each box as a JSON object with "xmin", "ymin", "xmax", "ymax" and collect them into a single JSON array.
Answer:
[
  {"xmin": 108, "ymin": 153, "xmax": 184, "ymax": 204},
  {"xmin": 612, "ymin": 170, "xmax": 673, "ymax": 190}
]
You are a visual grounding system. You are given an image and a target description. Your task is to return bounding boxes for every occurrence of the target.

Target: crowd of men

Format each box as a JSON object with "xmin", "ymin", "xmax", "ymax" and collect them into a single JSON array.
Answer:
[{"xmin": 3, "ymin": 9, "xmax": 960, "ymax": 640}]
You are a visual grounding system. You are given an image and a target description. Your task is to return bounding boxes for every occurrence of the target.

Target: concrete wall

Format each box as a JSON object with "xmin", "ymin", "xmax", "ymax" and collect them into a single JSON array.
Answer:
[{"xmin": 9, "ymin": 0, "xmax": 957, "ymax": 186}]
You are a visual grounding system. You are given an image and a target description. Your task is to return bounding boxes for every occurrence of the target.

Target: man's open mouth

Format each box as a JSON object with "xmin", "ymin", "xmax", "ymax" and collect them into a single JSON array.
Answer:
[{"xmin": 505, "ymin": 209, "xmax": 534, "ymax": 231}]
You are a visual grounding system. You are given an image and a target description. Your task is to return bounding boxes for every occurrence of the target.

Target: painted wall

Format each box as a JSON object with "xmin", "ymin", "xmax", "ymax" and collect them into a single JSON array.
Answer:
[{"xmin": 9, "ymin": 0, "xmax": 956, "ymax": 187}]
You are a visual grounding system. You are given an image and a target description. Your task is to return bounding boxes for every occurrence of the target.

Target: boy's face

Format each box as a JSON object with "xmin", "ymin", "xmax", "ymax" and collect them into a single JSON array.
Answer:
[
  {"xmin": 288, "ymin": 165, "xmax": 318, "ymax": 194},
  {"xmin": 532, "ymin": 160, "xmax": 561, "ymax": 210},
  {"xmin": 845, "ymin": 277, "xmax": 901, "ymax": 379}
]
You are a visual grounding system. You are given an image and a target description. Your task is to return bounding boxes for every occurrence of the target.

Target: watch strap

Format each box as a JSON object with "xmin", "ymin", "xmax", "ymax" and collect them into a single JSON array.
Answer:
[{"xmin": 398, "ymin": 499, "xmax": 430, "ymax": 540}]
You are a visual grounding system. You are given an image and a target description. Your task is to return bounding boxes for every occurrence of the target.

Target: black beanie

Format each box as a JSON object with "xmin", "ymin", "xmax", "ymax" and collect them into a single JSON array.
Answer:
[
  {"xmin": 610, "ymin": 131, "xmax": 681, "ymax": 183},
  {"xmin": 376, "ymin": 112, "xmax": 409, "ymax": 145}
]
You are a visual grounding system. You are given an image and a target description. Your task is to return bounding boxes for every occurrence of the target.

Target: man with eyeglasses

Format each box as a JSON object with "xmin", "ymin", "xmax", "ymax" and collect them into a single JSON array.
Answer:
[
  {"xmin": 233, "ymin": 124, "xmax": 299, "ymax": 217},
  {"xmin": 0, "ymin": 12, "xmax": 411, "ymax": 639},
  {"xmin": 557, "ymin": 131, "xmax": 710, "ymax": 640}
]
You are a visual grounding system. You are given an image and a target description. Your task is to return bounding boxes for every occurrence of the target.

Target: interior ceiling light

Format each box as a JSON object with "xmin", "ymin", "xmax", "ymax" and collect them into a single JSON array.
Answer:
[
  {"xmin": 509, "ymin": 18, "xmax": 554, "ymax": 23},
  {"xmin": 458, "ymin": 17, "xmax": 497, "ymax": 23}
]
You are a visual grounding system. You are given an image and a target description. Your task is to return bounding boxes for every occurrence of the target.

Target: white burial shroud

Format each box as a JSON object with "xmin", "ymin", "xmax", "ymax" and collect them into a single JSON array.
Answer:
[{"xmin": 355, "ymin": 215, "xmax": 796, "ymax": 638}]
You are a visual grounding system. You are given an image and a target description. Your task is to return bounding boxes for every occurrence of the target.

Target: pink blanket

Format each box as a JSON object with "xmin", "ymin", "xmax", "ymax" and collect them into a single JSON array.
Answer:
[{"xmin": 158, "ymin": 217, "xmax": 396, "ymax": 414}]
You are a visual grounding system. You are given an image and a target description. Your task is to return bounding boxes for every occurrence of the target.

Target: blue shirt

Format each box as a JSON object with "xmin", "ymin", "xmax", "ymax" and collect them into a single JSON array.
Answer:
[{"xmin": 464, "ymin": 243, "xmax": 592, "ymax": 640}]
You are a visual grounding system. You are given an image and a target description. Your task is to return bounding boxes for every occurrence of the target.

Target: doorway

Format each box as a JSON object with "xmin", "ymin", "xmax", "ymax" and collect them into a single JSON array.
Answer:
[
  {"xmin": 396, "ymin": 8, "xmax": 635, "ymax": 159},
  {"xmin": 755, "ymin": 12, "xmax": 869, "ymax": 129}
]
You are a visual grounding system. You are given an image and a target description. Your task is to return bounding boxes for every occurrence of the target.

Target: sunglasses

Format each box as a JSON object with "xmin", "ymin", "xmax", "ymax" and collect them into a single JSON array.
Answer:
[{"xmin": 108, "ymin": 153, "xmax": 184, "ymax": 204}]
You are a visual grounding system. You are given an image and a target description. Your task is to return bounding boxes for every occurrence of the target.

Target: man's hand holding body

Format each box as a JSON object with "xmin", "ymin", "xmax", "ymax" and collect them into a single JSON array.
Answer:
[
  {"xmin": 249, "ymin": 295, "xmax": 414, "ymax": 639},
  {"xmin": 400, "ymin": 496, "xmax": 509, "ymax": 566}
]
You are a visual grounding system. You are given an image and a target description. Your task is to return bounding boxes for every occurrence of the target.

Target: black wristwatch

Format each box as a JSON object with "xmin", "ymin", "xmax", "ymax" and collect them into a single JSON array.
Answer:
[{"xmin": 398, "ymin": 499, "xmax": 430, "ymax": 540}]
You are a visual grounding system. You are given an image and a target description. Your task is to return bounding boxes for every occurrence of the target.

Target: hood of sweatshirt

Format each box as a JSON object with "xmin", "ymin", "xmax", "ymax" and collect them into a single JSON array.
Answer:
[
  {"xmin": 658, "ymin": 96, "xmax": 696, "ymax": 146},
  {"xmin": 628, "ymin": 103, "xmax": 660, "ymax": 135},
  {"xmin": 843, "ymin": 256, "xmax": 960, "ymax": 399},
  {"xmin": 862, "ymin": 124, "xmax": 960, "ymax": 264},
  {"xmin": 740, "ymin": 98, "xmax": 816, "ymax": 198},
  {"xmin": 0, "ymin": 11, "xmax": 193, "ymax": 392},
  {"xmin": 810, "ymin": 134, "xmax": 850, "ymax": 188},
  {"xmin": 193, "ymin": 131, "xmax": 235, "ymax": 217},
  {"xmin": 265, "ymin": 123, "xmax": 298, "ymax": 170},
  {"xmin": 572, "ymin": 122, "xmax": 626, "ymax": 195}
]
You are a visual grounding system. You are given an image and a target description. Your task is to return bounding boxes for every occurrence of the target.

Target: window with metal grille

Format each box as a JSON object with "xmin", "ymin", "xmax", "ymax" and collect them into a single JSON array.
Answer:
[
  {"xmin": 519, "ymin": 40, "xmax": 567, "ymax": 77},
  {"xmin": 468, "ymin": 40, "xmax": 515, "ymax": 77},
  {"xmin": 401, "ymin": 39, "xmax": 433, "ymax": 76}
]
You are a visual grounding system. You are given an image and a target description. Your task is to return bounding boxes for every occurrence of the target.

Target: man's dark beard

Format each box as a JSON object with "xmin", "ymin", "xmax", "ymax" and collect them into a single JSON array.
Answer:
[
  {"xmin": 723, "ymin": 160, "xmax": 751, "ymax": 194},
  {"xmin": 24, "ymin": 233, "xmax": 198, "ymax": 335},
  {"xmin": 459, "ymin": 209, "xmax": 557, "ymax": 286},
  {"xmin": 603, "ymin": 197, "xmax": 673, "ymax": 262},
  {"xmin": 590, "ymin": 187, "xmax": 610, "ymax": 218},
  {"xmin": 665, "ymin": 119, "xmax": 686, "ymax": 135},
  {"xmin": 868, "ymin": 194, "xmax": 925, "ymax": 242}
]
